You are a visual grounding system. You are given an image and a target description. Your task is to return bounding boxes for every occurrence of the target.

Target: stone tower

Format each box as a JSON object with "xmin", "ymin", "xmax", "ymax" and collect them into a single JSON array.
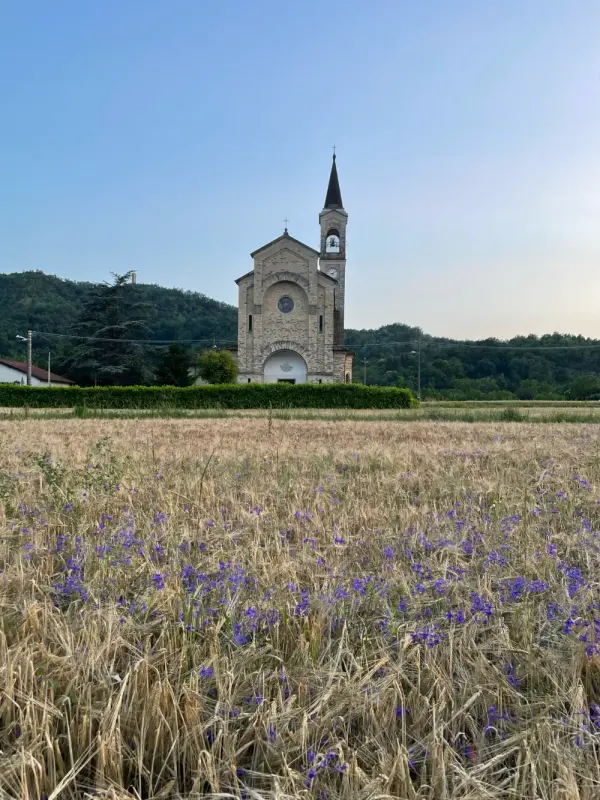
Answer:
[{"xmin": 319, "ymin": 154, "xmax": 348, "ymax": 345}]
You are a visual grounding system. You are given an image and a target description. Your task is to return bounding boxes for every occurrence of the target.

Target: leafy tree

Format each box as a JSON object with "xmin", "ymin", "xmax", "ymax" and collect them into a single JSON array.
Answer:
[
  {"xmin": 196, "ymin": 349, "xmax": 238, "ymax": 384},
  {"xmin": 66, "ymin": 272, "xmax": 154, "ymax": 386},
  {"xmin": 566, "ymin": 375, "xmax": 600, "ymax": 400},
  {"xmin": 156, "ymin": 343, "xmax": 193, "ymax": 386}
]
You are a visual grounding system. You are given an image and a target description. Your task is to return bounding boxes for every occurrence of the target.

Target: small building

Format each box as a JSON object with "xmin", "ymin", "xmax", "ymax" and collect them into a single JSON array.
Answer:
[
  {"xmin": 0, "ymin": 359, "xmax": 74, "ymax": 387},
  {"xmin": 232, "ymin": 154, "xmax": 354, "ymax": 384}
]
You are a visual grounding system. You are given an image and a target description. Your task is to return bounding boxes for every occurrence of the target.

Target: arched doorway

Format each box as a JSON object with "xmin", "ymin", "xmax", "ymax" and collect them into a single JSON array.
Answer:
[{"xmin": 263, "ymin": 350, "xmax": 307, "ymax": 384}]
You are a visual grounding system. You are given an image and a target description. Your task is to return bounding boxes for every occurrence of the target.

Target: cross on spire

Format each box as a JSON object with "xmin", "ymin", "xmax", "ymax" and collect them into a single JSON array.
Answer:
[
  {"xmin": 283, "ymin": 217, "xmax": 289, "ymax": 232},
  {"xmin": 332, "ymin": 143, "xmax": 336, "ymax": 157}
]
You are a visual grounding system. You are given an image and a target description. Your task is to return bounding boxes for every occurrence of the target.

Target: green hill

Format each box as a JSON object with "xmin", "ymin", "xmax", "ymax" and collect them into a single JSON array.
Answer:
[
  {"xmin": 0, "ymin": 269, "xmax": 237, "ymax": 359},
  {"xmin": 2, "ymin": 270, "xmax": 600, "ymax": 398}
]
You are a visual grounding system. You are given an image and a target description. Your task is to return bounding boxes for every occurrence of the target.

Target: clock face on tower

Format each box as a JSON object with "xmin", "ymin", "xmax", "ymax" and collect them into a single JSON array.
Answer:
[{"xmin": 327, "ymin": 267, "xmax": 338, "ymax": 279}]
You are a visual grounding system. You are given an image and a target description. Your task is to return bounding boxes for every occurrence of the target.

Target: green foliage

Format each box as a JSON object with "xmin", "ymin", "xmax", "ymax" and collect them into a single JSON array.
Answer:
[
  {"xmin": 65, "ymin": 272, "xmax": 154, "ymax": 386},
  {"xmin": 156, "ymin": 344, "xmax": 193, "ymax": 387},
  {"xmin": 2, "ymin": 271, "xmax": 600, "ymax": 399},
  {"xmin": 345, "ymin": 325, "xmax": 600, "ymax": 399},
  {"xmin": 566, "ymin": 374, "xmax": 600, "ymax": 400},
  {"xmin": 196, "ymin": 350, "xmax": 239, "ymax": 384},
  {"xmin": 0, "ymin": 271, "xmax": 237, "ymax": 379},
  {"xmin": 0, "ymin": 383, "xmax": 415, "ymax": 409}
]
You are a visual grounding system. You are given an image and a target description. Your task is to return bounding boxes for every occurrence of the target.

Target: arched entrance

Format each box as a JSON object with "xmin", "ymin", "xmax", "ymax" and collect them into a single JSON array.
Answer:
[{"xmin": 263, "ymin": 350, "xmax": 307, "ymax": 384}]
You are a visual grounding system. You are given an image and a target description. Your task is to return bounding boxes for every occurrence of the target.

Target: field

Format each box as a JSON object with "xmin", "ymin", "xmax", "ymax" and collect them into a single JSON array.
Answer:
[
  {"xmin": 4, "ymin": 401, "xmax": 600, "ymax": 424},
  {"xmin": 2, "ymin": 418, "xmax": 600, "ymax": 799}
]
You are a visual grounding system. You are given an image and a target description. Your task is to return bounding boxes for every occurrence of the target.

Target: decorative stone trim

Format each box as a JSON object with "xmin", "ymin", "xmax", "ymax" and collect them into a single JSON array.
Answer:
[
  {"xmin": 262, "ymin": 271, "xmax": 310, "ymax": 293},
  {"xmin": 262, "ymin": 340, "xmax": 310, "ymax": 362}
]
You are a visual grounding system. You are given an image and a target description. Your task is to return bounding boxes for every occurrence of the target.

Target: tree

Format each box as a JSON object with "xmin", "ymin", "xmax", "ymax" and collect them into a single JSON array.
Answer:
[
  {"xmin": 567, "ymin": 375, "xmax": 600, "ymax": 400},
  {"xmin": 156, "ymin": 343, "xmax": 193, "ymax": 386},
  {"xmin": 66, "ymin": 272, "xmax": 154, "ymax": 386},
  {"xmin": 196, "ymin": 349, "xmax": 238, "ymax": 384}
]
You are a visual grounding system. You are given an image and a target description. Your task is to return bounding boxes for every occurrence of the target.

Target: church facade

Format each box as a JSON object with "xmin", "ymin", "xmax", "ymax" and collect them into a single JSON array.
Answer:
[{"xmin": 232, "ymin": 155, "xmax": 354, "ymax": 384}]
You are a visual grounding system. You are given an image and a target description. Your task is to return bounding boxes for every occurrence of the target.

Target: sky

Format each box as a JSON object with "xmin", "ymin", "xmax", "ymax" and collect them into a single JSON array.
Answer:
[{"xmin": 1, "ymin": 1, "xmax": 600, "ymax": 340}]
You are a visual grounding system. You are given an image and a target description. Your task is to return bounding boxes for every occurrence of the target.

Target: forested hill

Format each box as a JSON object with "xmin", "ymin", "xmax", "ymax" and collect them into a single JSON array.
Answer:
[
  {"xmin": 2, "ymin": 270, "xmax": 600, "ymax": 399},
  {"xmin": 0, "ymin": 270, "xmax": 238, "ymax": 355}
]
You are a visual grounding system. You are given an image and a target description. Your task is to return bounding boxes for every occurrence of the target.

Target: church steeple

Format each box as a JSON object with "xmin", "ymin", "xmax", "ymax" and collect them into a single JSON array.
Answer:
[
  {"xmin": 319, "ymin": 152, "xmax": 348, "ymax": 347},
  {"xmin": 324, "ymin": 154, "xmax": 344, "ymax": 210}
]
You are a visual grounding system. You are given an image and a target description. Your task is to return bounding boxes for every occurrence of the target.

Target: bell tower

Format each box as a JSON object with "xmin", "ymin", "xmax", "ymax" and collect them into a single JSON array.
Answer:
[{"xmin": 319, "ymin": 153, "xmax": 348, "ymax": 344}]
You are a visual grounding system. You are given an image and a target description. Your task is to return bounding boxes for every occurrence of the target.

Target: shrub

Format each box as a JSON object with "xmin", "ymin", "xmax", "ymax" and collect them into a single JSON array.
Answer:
[
  {"xmin": 195, "ymin": 350, "xmax": 238, "ymax": 384},
  {"xmin": 0, "ymin": 383, "xmax": 416, "ymax": 410}
]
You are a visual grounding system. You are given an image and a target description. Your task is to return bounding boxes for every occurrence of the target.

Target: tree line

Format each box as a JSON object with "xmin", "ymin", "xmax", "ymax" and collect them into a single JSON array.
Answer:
[{"xmin": 2, "ymin": 270, "xmax": 600, "ymax": 398}]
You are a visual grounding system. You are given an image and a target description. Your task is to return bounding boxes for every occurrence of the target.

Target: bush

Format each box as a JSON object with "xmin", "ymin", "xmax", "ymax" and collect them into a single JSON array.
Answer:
[
  {"xmin": 195, "ymin": 350, "xmax": 238, "ymax": 384},
  {"xmin": 0, "ymin": 383, "xmax": 416, "ymax": 410}
]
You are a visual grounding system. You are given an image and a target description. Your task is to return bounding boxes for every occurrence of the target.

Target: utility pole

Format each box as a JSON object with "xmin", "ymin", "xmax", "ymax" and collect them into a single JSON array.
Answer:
[
  {"xmin": 27, "ymin": 330, "xmax": 32, "ymax": 386},
  {"xmin": 410, "ymin": 333, "xmax": 422, "ymax": 401},
  {"xmin": 362, "ymin": 357, "xmax": 368, "ymax": 385},
  {"xmin": 417, "ymin": 333, "xmax": 421, "ymax": 401},
  {"xmin": 47, "ymin": 350, "xmax": 51, "ymax": 386}
]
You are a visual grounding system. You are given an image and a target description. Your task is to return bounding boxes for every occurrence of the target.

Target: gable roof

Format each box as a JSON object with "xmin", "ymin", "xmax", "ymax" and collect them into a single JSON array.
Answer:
[
  {"xmin": 235, "ymin": 269, "xmax": 255, "ymax": 285},
  {"xmin": 0, "ymin": 359, "xmax": 74, "ymax": 384},
  {"xmin": 250, "ymin": 230, "xmax": 320, "ymax": 259}
]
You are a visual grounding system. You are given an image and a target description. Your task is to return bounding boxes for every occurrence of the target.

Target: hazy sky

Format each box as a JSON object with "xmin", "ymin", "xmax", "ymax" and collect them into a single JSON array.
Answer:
[{"xmin": 1, "ymin": 1, "xmax": 600, "ymax": 339}]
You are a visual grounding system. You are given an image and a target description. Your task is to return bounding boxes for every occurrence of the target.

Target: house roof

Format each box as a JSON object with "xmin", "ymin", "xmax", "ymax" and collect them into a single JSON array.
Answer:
[
  {"xmin": 324, "ymin": 154, "xmax": 344, "ymax": 209},
  {"xmin": 0, "ymin": 359, "xmax": 74, "ymax": 384},
  {"xmin": 250, "ymin": 230, "xmax": 320, "ymax": 259}
]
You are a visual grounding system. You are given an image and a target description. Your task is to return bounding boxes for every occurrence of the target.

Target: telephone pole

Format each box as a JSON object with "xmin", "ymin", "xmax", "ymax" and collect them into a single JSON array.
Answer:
[
  {"xmin": 27, "ymin": 330, "xmax": 32, "ymax": 386},
  {"xmin": 410, "ymin": 332, "xmax": 422, "ymax": 400},
  {"xmin": 362, "ymin": 358, "xmax": 368, "ymax": 385},
  {"xmin": 416, "ymin": 333, "xmax": 421, "ymax": 400}
]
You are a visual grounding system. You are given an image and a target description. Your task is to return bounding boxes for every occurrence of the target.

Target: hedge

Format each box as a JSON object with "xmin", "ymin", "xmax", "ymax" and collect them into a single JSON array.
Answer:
[{"xmin": 0, "ymin": 383, "xmax": 415, "ymax": 410}]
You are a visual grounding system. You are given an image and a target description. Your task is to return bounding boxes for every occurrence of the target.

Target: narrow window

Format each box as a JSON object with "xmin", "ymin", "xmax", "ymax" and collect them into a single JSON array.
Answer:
[
  {"xmin": 319, "ymin": 314, "xmax": 323, "ymax": 333},
  {"xmin": 248, "ymin": 314, "xmax": 253, "ymax": 332},
  {"xmin": 248, "ymin": 378, "xmax": 251, "ymax": 383}
]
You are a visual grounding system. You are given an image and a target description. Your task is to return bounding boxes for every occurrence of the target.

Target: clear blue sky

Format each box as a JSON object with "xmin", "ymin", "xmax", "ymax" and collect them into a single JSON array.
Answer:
[{"xmin": 1, "ymin": 1, "xmax": 599, "ymax": 339}]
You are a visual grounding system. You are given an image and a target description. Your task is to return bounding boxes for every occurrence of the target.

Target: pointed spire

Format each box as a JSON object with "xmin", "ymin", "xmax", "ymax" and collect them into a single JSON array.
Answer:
[{"xmin": 324, "ymin": 153, "xmax": 343, "ymax": 209}]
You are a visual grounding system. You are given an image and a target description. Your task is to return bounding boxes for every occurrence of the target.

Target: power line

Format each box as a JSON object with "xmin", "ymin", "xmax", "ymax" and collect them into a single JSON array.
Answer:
[
  {"xmin": 31, "ymin": 330, "xmax": 600, "ymax": 352},
  {"xmin": 347, "ymin": 340, "xmax": 600, "ymax": 352},
  {"xmin": 34, "ymin": 331, "xmax": 238, "ymax": 346}
]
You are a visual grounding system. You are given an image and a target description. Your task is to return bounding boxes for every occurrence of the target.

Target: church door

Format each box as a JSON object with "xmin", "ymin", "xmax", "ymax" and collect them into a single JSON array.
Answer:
[{"xmin": 263, "ymin": 350, "xmax": 307, "ymax": 384}]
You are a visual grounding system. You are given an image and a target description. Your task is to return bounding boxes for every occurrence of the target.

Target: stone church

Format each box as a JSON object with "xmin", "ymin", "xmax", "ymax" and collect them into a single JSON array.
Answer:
[{"xmin": 232, "ymin": 155, "xmax": 354, "ymax": 384}]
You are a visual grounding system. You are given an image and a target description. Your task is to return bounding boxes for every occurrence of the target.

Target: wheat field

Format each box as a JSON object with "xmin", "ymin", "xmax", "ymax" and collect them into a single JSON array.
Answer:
[{"xmin": 1, "ymin": 418, "xmax": 600, "ymax": 799}]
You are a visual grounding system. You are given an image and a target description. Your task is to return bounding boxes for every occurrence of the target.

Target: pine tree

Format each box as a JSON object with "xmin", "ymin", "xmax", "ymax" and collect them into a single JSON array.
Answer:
[{"xmin": 67, "ymin": 272, "xmax": 154, "ymax": 386}]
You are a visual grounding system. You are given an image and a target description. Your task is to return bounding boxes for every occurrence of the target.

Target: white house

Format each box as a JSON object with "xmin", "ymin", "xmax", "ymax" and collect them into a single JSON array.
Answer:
[{"xmin": 0, "ymin": 359, "xmax": 74, "ymax": 387}]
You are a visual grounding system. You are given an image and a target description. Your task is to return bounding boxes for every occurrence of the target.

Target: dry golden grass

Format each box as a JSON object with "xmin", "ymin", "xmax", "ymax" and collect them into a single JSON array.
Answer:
[{"xmin": 2, "ymin": 419, "xmax": 600, "ymax": 798}]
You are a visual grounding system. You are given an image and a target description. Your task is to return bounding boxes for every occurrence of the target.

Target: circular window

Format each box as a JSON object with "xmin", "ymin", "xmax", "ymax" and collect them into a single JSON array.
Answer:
[{"xmin": 278, "ymin": 296, "xmax": 294, "ymax": 313}]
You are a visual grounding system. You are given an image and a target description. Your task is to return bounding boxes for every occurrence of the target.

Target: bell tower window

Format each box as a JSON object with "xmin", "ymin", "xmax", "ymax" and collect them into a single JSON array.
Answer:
[
  {"xmin": 248, "ymin": 314, "xmax": 253, "ymax": 332},
  {"xmin": 325, "ymin": 229, "xmax": 340, "ymax": 254}
]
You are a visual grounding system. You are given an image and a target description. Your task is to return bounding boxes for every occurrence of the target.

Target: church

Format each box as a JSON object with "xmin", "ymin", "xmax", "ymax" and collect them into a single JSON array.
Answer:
[{"xmin": 231, "ymin": 155, "xmax": 354, "ymax": 384}]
